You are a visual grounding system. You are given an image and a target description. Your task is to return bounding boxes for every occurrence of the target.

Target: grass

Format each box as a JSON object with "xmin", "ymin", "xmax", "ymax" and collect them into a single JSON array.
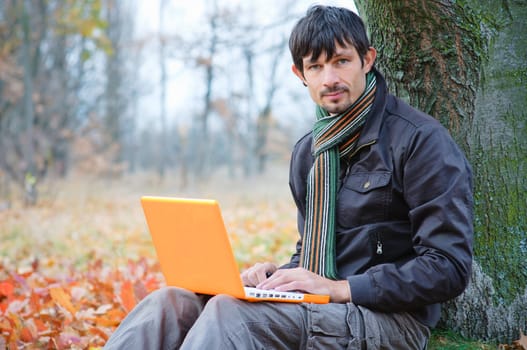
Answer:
[{"xmin": 429, "ymin": 330, "xmax": 494, "ymax": 349}]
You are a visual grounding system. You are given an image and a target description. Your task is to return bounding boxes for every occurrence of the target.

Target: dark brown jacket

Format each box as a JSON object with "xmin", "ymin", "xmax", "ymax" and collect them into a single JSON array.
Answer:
[{"xmin": 285, "ymin": 69, "xmax": 474, "ymax": 327}]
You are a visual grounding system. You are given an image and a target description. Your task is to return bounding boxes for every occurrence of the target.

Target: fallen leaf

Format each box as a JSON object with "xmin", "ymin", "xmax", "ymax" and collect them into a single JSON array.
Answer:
[
  {"xmin": 94, "ymin": 303, "xmax": 113, "ymax": 315},
  {"xmin": 49, "ymin": 286, "xmax": 77, "ymax": 316},
  {"xmin": 133, "ymin": 279, "xmax": 148, "ymax": 301},
  {"xmin": 0, "ymin": 281, "xmax": 14, "ymax": 297},
  {"xmin": 33, "ymin": 317, "xmax": 48, "ymax": 333},
  {"xmin": 89, "ymin": 326, "xmax": 109, "ymax": 341},
  {"xmin": 119, "ymin": 280, "xmax": 136, "ymax": 313},
  {"xmin": 19, "ymin": 325, "xmax": 34, "ymax": 342},
  {"xmin": 58, "ymin": 331, "xmax": 83, "ymax": 349},
  {"xmin": 92, "ymin": 313, "xmax": 122, "ymax": 327}
]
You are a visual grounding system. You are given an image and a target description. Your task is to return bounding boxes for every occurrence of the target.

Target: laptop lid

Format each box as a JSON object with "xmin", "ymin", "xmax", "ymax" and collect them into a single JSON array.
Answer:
[
  {"xmin": 141, "ymin": 196, "xmax": 329, "ymax": 304},
  {"xmin": 141, "ymin": 196, "xmax": 246, "ymax": 299}
]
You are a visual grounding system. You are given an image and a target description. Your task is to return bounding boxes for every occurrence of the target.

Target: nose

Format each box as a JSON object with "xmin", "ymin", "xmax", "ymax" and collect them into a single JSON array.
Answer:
[{"xmin": 321, "ymin": 65, "xmax": 339, "ymax": 87}]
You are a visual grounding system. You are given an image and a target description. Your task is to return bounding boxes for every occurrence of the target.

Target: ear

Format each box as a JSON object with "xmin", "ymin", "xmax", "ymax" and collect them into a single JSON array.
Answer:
[
  {"xmin": 291, "ymin": 64, "xmax": 306, "ymax": 84},
  {"xmin": 363, "ymin": 47, "xmax": 377, "ymax": 73}
]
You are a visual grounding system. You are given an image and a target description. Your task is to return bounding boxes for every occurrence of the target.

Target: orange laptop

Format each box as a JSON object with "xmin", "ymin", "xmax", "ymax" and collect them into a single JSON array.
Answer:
[{"xmin": 141, "ymin": 196, "xmax": 329, "ymax": 304}]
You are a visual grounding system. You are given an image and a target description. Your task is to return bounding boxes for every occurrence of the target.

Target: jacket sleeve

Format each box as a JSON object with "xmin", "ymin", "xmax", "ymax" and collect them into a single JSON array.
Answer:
[{"xmin": 349, "ymin": 122, "xmax": 474, "ymax": 311}]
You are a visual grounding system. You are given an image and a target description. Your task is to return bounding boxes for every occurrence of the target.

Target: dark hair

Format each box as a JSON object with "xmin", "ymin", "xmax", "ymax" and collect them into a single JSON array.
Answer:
[{"xmin": 289, "ymin": 5, "xmax": 371, "ymax": 74}]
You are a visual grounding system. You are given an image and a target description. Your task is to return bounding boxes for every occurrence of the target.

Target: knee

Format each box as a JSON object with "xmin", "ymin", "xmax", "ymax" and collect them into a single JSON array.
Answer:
[
  {"xmin": 143, "ymin": 287, "xmax": 201, "ymax": 312},
  {"xmin": 200, "ymin": 294, "xmax": 242, "ymax": 321},
  {"xmin": 189, "ymin": 294, "xmax": 245, "ymax": 338},
  {"xmin": 204, "ymin": 294, "xmax": 239, "ymax": 308},
  {"xmin": 149, "ymin": 286, "xmax": 194, "ymax": 303},
  {"xmin": 141, "ymin": 287, "xmax": 172, "ymax": 306}
]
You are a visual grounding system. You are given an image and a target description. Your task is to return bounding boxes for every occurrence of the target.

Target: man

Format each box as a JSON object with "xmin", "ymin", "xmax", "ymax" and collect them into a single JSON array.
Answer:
[{"xmin": 104, "ymin": 5, "xmax": 473, "ymax": 349}]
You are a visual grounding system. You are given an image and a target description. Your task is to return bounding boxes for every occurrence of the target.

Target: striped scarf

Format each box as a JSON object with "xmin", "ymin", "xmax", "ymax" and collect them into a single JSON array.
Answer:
[{"xmin": 300, "ymin": 71, "xmax": 377, "ymax": 279}]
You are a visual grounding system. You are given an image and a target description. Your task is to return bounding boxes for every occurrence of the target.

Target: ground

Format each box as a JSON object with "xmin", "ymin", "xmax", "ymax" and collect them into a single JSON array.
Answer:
[{"xmin": 0, "ymin": 164, "xmax": 502, "ymax": 348}]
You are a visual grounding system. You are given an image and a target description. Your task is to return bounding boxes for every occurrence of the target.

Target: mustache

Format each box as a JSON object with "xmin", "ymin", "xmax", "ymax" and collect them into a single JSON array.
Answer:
[{"xmin": 320, "ymin": 86, "xmax": 349, "ymax": 97}]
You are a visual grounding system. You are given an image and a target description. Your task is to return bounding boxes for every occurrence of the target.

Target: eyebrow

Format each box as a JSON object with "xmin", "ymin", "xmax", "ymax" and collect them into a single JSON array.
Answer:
[{"xmin": 305, "ymin": 48, "xmax": 354, "ymax": 64}]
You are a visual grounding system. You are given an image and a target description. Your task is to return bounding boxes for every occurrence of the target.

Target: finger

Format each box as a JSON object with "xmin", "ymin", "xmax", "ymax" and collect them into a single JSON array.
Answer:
[
  {"xmin": 241, "ymin": 266, "xmax": 260, "ymax": 287},
  {"xmin": 257, "ymin": 269, "xmax": 290, "ymax": 290},
  {"xmin": 240, "ymin": 270, "xmax": 251, "ymax": 285},
  {"xmin": 241, "ymin": 263, "xmax": 275, "ymax": 287},
  {"xmin": 254, "ymin": 262, "xmax": 277, "ymax": 285},
  {"xmin": 258, "ymin": 268, "xmax": 321, "ymax": 293}
]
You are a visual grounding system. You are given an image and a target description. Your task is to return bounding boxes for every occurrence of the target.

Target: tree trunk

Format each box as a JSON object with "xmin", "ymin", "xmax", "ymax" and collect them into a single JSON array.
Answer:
[
  {"xmin": 158, "ymin": 0, "xmax": 168, "ymax": 180},
  {"xmin": 242, "ymin": 47, "xmax": 255, "ymax": 177},
  {"xmin": 21, "ymin": 0, "xmax": 37, "ymax": 204},
  {"xmin": 445, "ymin": 0, "xmax": 527, "ymax": 343},
  {"xmin": 254, "ymin": 40, "xmax": 286, "ymax": 174},
  {"xmin": 194, "ymin": 2, "xmax": 219, "ymax": 180},
  {"xmin": 355, "ymin": 0, "xmax": 483, "ymax": 143},
  {"xmin": 356, "ymin": 0, "xmax": 527, "ymax": 342},
  {"xmin": 472, "ymin": 0, "xmax": 527, "ymax": 140}
]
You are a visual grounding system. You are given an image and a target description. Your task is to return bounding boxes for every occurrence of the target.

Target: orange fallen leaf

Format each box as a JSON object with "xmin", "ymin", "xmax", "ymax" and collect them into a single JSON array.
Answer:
[
  {"xmin": 133, "ymin": 280, "xmax": 148, "ymax": 301},
  {"xmin": 0, "ymin": 318, "xmax": 12, "ymax": 340},
  {"xmin": 0, "ymin": 281, "xmax": 14, "ymax": 297},
  {"xmin": 89, "ymin": 326, "xmax": 109, "ymax": 341},
  {"xmin": 92, "ymin": 316, "xmax": 121, "ymax": 327},
  {"xmin": 29, "ymin": 290, "xmax": 41, "ymax": 312},
  {"xmin": 19, "ymin": 325, "xmax": 34, "ymax": 342},
  {"xmin": 119, "ymin": 281, "xmax": 136, "ymax": 313},
  {"xmin": 33, "ymin": 317, "xmax": 48, "ymax": 333},
  {"xmin": 49, "ymin": 286, "xmax": 77, "ymax": 316},
  {"xmin": 144, "ymin": 276, "xmax": 160, "ymax": 293}
]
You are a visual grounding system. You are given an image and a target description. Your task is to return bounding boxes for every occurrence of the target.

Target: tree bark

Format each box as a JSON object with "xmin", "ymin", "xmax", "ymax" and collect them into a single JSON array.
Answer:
[
  {"xmin": 355, "ymin": 0, "xmax": 483, "ymax": 141},
  {"xmin": 472, "ymin": 0, "xmax": 527, "ymax": 139},
  {"xmin": 356, "ymin": 0, "xmax": 527, "ymax": 343}
]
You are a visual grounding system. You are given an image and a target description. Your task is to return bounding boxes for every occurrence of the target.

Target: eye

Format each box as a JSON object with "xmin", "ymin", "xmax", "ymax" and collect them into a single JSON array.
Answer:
[
  {"xmin": 306, "ymin": 64, "xmax": 321, "ymax": 71},
  {"xmin": 337, "ymin": 58, "xmax": 350, "ymax": 65}
]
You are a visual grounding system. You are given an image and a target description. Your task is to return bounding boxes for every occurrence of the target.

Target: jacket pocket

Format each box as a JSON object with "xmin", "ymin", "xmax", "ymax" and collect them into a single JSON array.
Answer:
[
  {"xmin": 368, "ymin": 222, "xmax": 415, "ymax": 265},
  {"xmin": 345, "ymin": 171, "xmax": 391, "ymax": 194},
  {"xmin": 337, "ymin": 171, "xmax": 392, "ymax": 228}
]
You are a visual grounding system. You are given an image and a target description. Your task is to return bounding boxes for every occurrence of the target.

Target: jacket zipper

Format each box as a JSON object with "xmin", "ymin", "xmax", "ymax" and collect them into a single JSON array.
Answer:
[{"xmin": 376, "ymin": 233, "xmax": 383, "ymax": 255}]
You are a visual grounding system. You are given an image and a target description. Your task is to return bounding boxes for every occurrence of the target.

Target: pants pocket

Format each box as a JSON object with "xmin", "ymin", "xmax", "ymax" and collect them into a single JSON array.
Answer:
[{"xmin": 308, "ymin": 303, "xmax": 358, "ymax": 350}]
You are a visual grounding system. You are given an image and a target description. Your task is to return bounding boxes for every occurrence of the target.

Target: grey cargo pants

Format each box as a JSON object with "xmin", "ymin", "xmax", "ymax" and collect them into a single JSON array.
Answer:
[{"xmin": 103, "ymin": 287, "xmax": 430, "ymax": 349}]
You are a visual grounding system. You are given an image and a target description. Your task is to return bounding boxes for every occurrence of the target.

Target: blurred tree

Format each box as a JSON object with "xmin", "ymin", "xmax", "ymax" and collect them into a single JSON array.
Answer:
[
  {"xmin": 148, "ymin": 0, "xmax": 301, "ymax": 181},
  {"xmin": 102, "ymin": 0, "xmax": 138, "ymax": 177},
  {"xmin": 0, "ymin": 0, "xmax": 129, "ymax": 202},
  {"xmin": 20, "ymin": 0, "xmax": 36, "ymax": 204},
  {"xmin": 253, "ymin": 38, "xmax": 287, "ymax": 174},
  {"xmin": 156, "ymin": 0, "xmax": 168, "ymax": 180},
  {"xmin": 103, "ymin": 1, "xmax": 125, "ymax": 162},
  {"xmin": 194, "ymin": 0, "xmax": 219, "ymax": 179}
]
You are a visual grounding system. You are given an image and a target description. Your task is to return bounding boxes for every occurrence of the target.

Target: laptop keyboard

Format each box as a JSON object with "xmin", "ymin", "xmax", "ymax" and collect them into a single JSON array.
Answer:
[{"xmin": 244, "ymin": 287, "xmax": 304, "ymax": 301}]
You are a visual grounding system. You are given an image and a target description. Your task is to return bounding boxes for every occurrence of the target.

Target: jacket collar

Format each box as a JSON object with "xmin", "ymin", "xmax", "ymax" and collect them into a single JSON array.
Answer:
[{"xmin": 355, "ymin": 68, "xmax": 388, "ymax": 148}]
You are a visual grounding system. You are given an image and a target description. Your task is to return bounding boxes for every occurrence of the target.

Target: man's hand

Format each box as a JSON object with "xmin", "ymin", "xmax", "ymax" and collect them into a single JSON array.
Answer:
[
  {"xmin": 256, "ymin": 267, "xmax": 351, "ymax": 303},
  {"xmin": 241, "ymin": 262, "xmax": 278, "ymax": 287}
]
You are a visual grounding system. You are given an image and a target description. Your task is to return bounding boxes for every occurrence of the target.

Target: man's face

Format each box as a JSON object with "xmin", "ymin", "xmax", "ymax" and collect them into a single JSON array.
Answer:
[{"xmin": 293, "ymin": 43, "xmax": 376, "ymax": 115}]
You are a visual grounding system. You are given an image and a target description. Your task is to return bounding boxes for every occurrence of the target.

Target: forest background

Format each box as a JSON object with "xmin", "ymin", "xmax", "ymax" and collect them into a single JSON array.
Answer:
[{"xmin": 0, "ymin": 0, "xmax": 526, "ymax": 349}]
